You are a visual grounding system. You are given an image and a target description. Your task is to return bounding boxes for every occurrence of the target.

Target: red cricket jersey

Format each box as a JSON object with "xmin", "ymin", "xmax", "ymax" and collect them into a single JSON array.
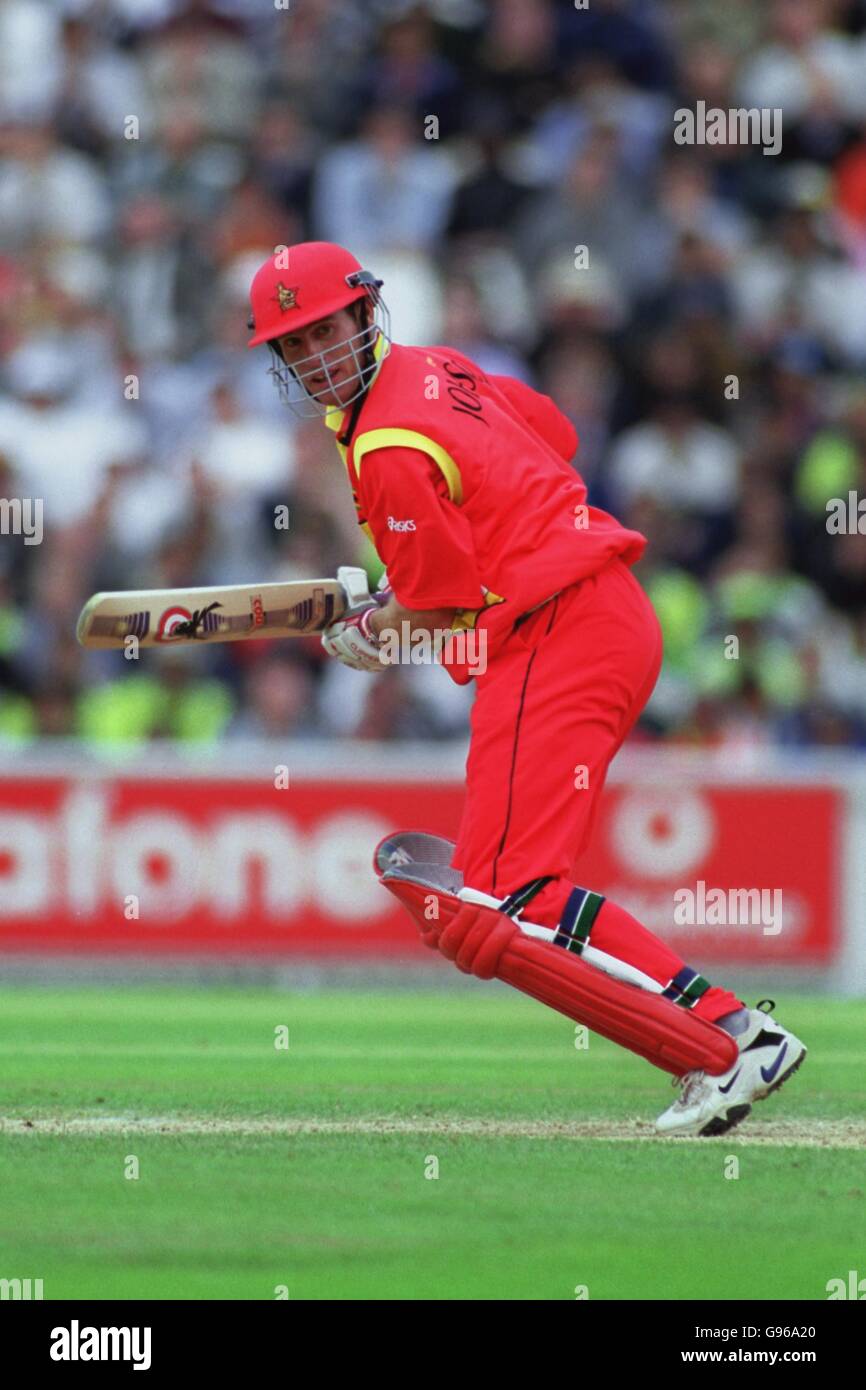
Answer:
[{"xmin": 324, "ymin": 342, "xmax": 646, "ymax": 681}]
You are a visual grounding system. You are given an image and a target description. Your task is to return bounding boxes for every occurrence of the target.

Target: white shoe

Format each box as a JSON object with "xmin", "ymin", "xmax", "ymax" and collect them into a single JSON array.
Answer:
[{"xmin": 655, "ymin": 999, "xmax": 807, "ymax": 1138}]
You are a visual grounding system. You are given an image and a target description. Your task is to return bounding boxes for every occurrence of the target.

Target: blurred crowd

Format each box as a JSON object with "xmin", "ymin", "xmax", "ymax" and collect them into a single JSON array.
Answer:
[{"xmin": 2, "ymin": 0, "xmax": 866, "ymax": 750}]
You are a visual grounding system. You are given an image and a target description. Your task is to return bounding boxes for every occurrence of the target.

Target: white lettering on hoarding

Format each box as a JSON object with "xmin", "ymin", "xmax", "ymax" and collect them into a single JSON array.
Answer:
[{"xmin": 0, "ymin": 790, "xmax": 391, "ymax": 922}]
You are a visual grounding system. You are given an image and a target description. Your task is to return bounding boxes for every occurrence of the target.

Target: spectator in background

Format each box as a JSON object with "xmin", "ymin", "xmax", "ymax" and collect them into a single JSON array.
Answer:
[
  {"xmin": 737, "ymin": 0, "xmax": 860, "ymax": 160},
  {"xmin": 53, "ymin": 15, "xmax": 154, "ymax": 156},
  {"xmin": 197, "ymin": 379, "xmax": 294, "ymax": 495},
  {"xmin": 0, "ymin": 0, "xmax": 64, "ymax": 124},
  {"xmin": 732, "ymin": 190, "xmax": 866, "ymax": 364},
  {"xmin": 608, "ymin": 328, "xmax": 741, "ymax": 571},
  {"xmin": 0, "ymin": 120, "xmax": 111, "ymax": 250},
  {"xmin": 0, "ymin": 335, "xmax": 148, "ymax": 531},
  {"xmin": 536, "ymin": 338, "xmax": 618, "ymax": 492},
  {"xmin": 249, "ymin": 103, "xmax": 318, "ymax": 231},
  {"xmin": 650, "ymin": 154, "xmax": 752, "ymax": 268},
  {"xmin": 513, "ymin": 127, "xmax": 671, "ymax": 306},
  {"xmin": 112, "ymin": 194, "xmax": 199, "ymax": 358},
  {"xmin": 226, "ymin": 654, "xmax": 320, "ymax": 740},
  {"xmin": 635, "ymin": 230, "xmax": 735, "ymax": 343},
  {"xmin": 557, "ymin": 0, "xmax": 675, "ymax": 93},
  {"xmin": 794, "ymin": 387, "xmax": 866, "ymax": 520},
  {"xmin": 32, "ymin": 678, "xmax": 78, "ymax": 739},
  {"xmin": 812, "ymin": 607, "xmax": 866, "ymax": 733},
  {"xmin": 77, "ymin": 647, "xmax": 235, "ymax": 746},
  {"xmin": 318, "ymin": 657, "xmax": 473, "ymax": 743},
  {"xmin": 312, "ymin": 104, "xmax": 457, "ymax": 255},
  {"xmin": 529, "ymin": 56, "xmax": 671, "ymax": 186},
  {"xmin": 476, "ymin": 0, "xmax": 562, "ymax": 133},
  {"xmin": 358, "ymin": 7, "xmax": 463, "ymax": 135},
  {"xmin": 439, "ymin": 274, "xmax": 528, "ymax": 380},
  {"xmin": 140, "ymin": 0, "xmax": 262, "ymax": 143},
  {"xmin": 261, "ymin": 419, "xmax": 358, "ymax": 559},
  {"xmin": 446, "ymin": 94, "xmax": 532, "ymax": 242},
  {"xmin": 264, "ymin": 0, "xmax": 369, "ymax": 138},
  {"xmin": 110, "ymin": 100, "xmax": 245, "ymax": 227}
]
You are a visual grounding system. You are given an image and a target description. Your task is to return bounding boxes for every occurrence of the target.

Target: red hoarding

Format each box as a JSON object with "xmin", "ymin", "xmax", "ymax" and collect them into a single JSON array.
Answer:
[{"xmin": 0, "ymin": 774, "xmax": 841, "ymax": 964}]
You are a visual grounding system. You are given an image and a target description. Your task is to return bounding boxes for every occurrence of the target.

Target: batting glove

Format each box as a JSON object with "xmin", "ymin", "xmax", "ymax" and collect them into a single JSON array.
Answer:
[{"xmin": 321, "ymin": 565, "xmax": 390, "ymax": 673}]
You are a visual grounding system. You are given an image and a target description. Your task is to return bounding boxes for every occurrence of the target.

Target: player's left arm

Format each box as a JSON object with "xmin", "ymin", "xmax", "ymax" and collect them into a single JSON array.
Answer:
[{"xmin": 488, "ymin": 373, "xmax": 579, "ymax": 462}]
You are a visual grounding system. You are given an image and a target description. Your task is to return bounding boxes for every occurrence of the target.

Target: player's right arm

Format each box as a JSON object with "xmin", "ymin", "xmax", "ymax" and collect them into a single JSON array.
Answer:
[
  {"xmin": 368, "ymin": 595, "xmax": 456, "ymax": 640},
  {"xmin": 358, "ymin": 443, "xmax": 486, "ymax": 618},
  {"xmin": 320, "ymin": 444, "xmax": 485, "ymax": 672}
]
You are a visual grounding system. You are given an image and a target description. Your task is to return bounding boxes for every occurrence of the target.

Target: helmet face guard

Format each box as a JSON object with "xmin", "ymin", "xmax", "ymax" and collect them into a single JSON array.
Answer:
[{"xmin": 261, "ymin": 271, "xmax": 391, "ymax": 419}]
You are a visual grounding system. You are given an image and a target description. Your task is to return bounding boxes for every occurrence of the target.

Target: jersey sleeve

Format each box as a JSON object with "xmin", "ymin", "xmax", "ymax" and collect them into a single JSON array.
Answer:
[
  {"xmin": 357, "ymin": 445, "xmax": 486, "ymax": 610},
  {"xmin": 489, "ymin": 374, "xmax": 579, "ymax": 463}
]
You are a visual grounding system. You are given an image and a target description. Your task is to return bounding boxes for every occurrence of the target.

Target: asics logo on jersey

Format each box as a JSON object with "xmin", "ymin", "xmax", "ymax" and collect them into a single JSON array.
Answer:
[{"xmin": 387, "ymin": 516, "xmax": 416, "ymax": 532}]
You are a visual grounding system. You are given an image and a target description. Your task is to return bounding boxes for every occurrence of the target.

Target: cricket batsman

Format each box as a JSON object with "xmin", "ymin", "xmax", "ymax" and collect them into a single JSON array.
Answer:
[{"xmin": 247, "ymin": 242, "xmax": 806, "ymax": 1137}]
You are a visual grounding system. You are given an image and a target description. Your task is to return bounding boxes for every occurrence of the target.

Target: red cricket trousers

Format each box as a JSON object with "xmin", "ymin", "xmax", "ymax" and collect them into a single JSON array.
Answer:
[{"xmin": 452, "ymin": 558, "xmax": 741, "ymax": 1022}]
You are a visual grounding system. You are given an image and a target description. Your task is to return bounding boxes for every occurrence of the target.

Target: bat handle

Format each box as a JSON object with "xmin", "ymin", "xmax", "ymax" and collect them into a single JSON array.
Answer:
[{"xmin": 337, "ymin": 565, "xmax": 374, "ymax": 613}]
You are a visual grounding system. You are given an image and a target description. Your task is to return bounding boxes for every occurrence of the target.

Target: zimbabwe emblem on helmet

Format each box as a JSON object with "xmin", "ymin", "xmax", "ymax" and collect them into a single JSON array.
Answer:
[{"xmin": 275, "ymin": 282, "xmax": 299, "ymax": 312}]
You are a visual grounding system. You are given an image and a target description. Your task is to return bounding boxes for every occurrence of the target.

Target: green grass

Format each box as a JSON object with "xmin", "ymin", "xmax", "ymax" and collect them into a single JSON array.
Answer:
[{"xmin": 0, "ymin": 986, "xmax": 863, "ymax": 1299}]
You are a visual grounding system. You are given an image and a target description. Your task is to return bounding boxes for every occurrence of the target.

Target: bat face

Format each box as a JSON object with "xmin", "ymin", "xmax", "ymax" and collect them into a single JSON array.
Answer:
[{"xmin": 76, "ymin": 580, "xmax": 348, "ymax": 649}]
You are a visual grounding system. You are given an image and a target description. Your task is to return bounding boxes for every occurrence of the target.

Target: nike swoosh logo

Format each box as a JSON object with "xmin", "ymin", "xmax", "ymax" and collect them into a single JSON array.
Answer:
[
  {"xmin": 718, "ymin": 1068, "xmax": 742, "ymax": 1094},
  {"xmin": 761, "ymin": 1042, "xmax": 788, "ymax": 1083}
]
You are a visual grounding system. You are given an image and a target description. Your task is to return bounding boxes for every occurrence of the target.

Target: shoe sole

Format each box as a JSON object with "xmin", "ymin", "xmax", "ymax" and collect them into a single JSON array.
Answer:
[
  {"xmin": 697, "ymin": 1045, "xmax": 807, "ymax": 1137},
  {"xmin": 698, "ymin": 1103, "xmax": 752, "ymax": 1137}
]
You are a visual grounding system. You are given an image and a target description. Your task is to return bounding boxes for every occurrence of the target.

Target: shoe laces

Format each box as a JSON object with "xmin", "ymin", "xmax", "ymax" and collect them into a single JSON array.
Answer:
[{"xmin": 671, "ymin": 1069, "xmax": 709, "ymax": 1109}]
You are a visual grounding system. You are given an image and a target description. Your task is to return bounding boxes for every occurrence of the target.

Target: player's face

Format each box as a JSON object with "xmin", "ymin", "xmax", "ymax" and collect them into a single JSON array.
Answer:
[{"xmin": 276, "ymin": 308, "xmax": 366, "ymax": 407}]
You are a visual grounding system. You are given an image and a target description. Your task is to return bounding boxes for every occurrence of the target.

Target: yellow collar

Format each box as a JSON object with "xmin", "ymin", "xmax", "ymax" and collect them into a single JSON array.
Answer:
[{"xmin": 322, "ymin": 332, "xmax": 388, "ymax": 434}]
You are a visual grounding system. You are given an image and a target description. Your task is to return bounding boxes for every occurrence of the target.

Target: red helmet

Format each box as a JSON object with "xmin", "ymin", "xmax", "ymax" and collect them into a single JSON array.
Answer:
[
  {"xmin": 248, "ymin": 242, "xmax": 372, "ymax": 346},
  {"xmin": 247, "ymin": 242, "xmax": 391, "ymax": 417}
]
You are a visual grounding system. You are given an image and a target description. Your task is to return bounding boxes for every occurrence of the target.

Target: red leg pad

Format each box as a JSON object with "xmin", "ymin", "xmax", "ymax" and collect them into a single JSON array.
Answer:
[
  {"xmin": 500, "ymin": 935, "xmax": 736, "ymax": 1076},
  {"xmin": 383, "ymin": 875, "xmax": 456, "ymax": 952},
  {"xmin": 381, "ymin": 877, "xmax": 737, "ymax": 1077}
]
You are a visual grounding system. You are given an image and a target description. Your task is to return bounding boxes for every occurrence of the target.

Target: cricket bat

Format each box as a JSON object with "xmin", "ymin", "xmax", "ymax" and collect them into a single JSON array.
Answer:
[{"xmin": 76, "ymin": 572, "xmax": 369, "ymax": 650}]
